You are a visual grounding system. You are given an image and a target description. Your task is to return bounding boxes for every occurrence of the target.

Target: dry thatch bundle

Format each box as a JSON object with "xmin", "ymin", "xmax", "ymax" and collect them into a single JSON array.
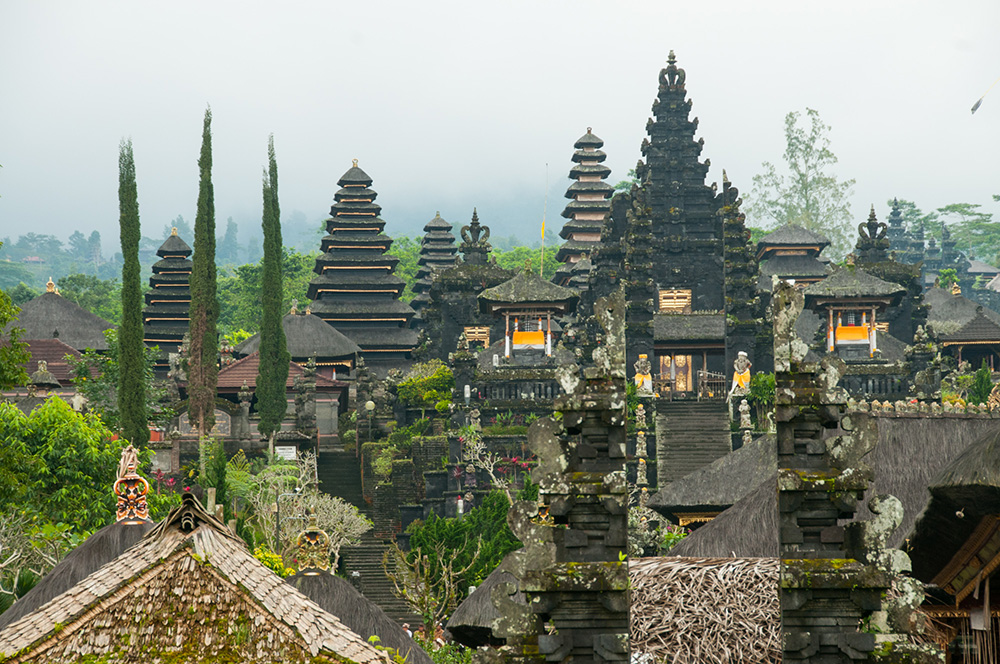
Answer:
[{"xmin": 629, "ymin": 557, "xmax": 780, "ymax": 664}]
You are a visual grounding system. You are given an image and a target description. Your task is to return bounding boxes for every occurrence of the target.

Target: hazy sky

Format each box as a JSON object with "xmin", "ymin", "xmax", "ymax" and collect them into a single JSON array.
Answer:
[{"xmin": 2, "ymin": 1, "xmax": 998, "ymax": 253}]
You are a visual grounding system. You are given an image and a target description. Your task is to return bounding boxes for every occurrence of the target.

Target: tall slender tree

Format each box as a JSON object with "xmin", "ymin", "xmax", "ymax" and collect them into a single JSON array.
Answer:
[
  {"xmin": 117, "ymin": 139, "xmax": 148, "ymax": 446},
  {"xmin": 187, "ymin": 108, "xmax": 219, "ymax": 436},
  {"xmin": 256, "ymin": 135, "xmax": 290, "ymax": 451}
]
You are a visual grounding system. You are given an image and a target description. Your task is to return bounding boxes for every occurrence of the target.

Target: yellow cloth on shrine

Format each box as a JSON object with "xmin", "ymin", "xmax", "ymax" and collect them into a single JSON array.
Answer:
[
  {"xmin": 513, "ymin": 330, "xmax": 545, "ymax": 347},
  {"xmin": 733, "ymin": 369, "xmax": 751, "ymax": 390}
]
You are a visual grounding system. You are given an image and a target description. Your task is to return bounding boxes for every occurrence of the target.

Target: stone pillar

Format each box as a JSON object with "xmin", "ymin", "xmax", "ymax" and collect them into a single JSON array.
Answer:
[
  {"xmin": 486, "ymin": 289, "xmax": 629, "ymax": 664},
  {"xmin": 773, "ymin": 281, "xmax": 942, "ymax": 663}
]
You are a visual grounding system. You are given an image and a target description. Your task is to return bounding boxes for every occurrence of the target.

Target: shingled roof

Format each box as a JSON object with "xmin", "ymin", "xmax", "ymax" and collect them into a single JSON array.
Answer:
[
  {"xmin": 235, "ymin": 313, "xmax": 361, "ymax": 360},
  {"xmin": 19, "ymin": 338, "xmax": 82, "ymax": 385},
  {"xmin": 803, "ymin": 266, "xmax": 905, "ymax": 300},
  {"xmin": 7, "ymin": 292, "xmax": 114, "ymax": 351},
  {"xmin": 0, "ymin": 493, "xmax": 387, "ymax": 664},
  {"xmin": 924, "ymin": 286, "xmax": 1000, "ymax": 335},
  {"xmin": 216, "ymin": 352, "xmax": 344, "ymax": 390}
]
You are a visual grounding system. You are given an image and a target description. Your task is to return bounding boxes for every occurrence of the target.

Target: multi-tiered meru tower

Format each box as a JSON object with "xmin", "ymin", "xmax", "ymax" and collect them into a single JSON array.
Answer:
[
  {"xmin": 307, "ymin": 161, "xmax": 418, "ymax": 376},
  {"xmin": 143, "ymin": 228, "xmax": 192, "ymax": 374},
  {"xmin": 553, "ymin": 128, "xmax": 612, "ymax": 290},
  {"xmin": 412, "ymin": 212, "xmax": 458, "ymax": 318}
]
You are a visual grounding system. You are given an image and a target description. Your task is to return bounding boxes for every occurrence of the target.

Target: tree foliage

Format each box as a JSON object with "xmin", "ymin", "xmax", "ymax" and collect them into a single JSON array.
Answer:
[
  {"xmin": 117, "ymin": 138, "xmax": 148, "ymax": 446},
  {"xmin": 187, "ymin": 107, "xmax": 219, "ymax": 435},
  {"xmin": 969, "ymin": 361, "xmax": 994, "ymax": 405},
  {"xmin": 257, "ymin": 135, "xmax": 290, "ymax": 441},
  {"xmin": 69, "ymin": 329, "xmax": 173, "ymax": 431},
  {"xmin": 56, "ymin": 274, "xmax": 122, "ymax": 325},
  {"xmin": 396, "ymin": 360, "xmax": 455, "ymax": 415},
  {"xmin": 217, "ymin": 249, "xmax": 315, "ymax": 336},
  {"xmin": 938, "ymin": 202, "xmax": 999, "ymax": 265},
  {"xmin": 747, "ymin": 108, "xmax": 856, "ymax": 256},
  {"xmin": 0, "ymin": 280, "xmax": 30, "ymax": 390}
]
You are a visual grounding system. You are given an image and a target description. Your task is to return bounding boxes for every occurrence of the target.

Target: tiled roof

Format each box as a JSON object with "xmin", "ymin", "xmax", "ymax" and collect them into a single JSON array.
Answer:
[
  {"xmin": 942, "ymin": 310, "xmax": 1000, "ymax": 343},
  {"xmin": 803, "ymin": 266, "xmax": 905, "ymax": 299},
  {"xmin": 216, "ymin": 352, "xmax": 344, "ymax": 390},
  {"xmin": 0, "ymin": 494, "xmax": 387, "ymax": 664},
  {"xmin": 21, "ymin": 338, "xmax": 81, "ymax": 384}
]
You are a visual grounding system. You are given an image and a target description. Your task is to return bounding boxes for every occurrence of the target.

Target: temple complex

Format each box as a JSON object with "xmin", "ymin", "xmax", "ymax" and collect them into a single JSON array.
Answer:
[
  {"xmin": 553, "ymin": 128, "xmax": 612, "ymax": 290},
  {"xmin": 143, "ymin": 228, "xmax": 193, "ymax": 373}
]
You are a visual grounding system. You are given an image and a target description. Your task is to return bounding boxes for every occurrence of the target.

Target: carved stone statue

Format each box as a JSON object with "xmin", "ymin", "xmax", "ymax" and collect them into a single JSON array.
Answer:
[
  {"xmin": 469, "ymin": 408, "xmax": 481, "ymax": 432},
  {"xmin": 636, "ymin": 430, "xmax": 647, "ymax": 458},
  {"xmin": 635, "ymin": 403, "xmax": 647, "ymax": 429},
  {"xmin": 633, "ymin": 354, "xmax": 653, "ymax": 395},
  {"xmin": 739, "ymin": 399, "xmax": 752, "ymax": 430},
  {"xmin": 742, "ymin": 429, "xmax": 753, "ymax": 447},
  {"xmin": 729, "ymin": 351, "xmax": 752, "ymax": 397},
  {"xmin": 636, "ymin": 458, "xmax": 648, "ymax": 486}
]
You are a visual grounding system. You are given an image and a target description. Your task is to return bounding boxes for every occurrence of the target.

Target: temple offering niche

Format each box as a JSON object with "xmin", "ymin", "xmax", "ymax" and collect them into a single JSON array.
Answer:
[
  {"xmin": 804, "ymin": 267, "xmax": 905, "ymax": 360},
  {"xmin": 306, "ymin": 160, "xmax": 417, "ymax": 376},
  {"xmin": 553, "ymin": 128, "xmax": 612, "ymax": 290},
  {"xmin": 479, "ymin": 268, "xmax": 578, "ymax": 361}
]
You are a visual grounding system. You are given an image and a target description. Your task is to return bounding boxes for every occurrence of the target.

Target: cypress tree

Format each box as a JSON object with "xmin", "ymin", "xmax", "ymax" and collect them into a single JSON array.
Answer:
[
  {"xmin": 117, "ymin": 139, "xmax": 148, "ymax": 445},
  {"xmin": 256, "ymin": 135, "xmax": 290, "ymax": 450},
  {"xmin": 187, "ymin": 108, "xmax": 219, "ymax": 436}
]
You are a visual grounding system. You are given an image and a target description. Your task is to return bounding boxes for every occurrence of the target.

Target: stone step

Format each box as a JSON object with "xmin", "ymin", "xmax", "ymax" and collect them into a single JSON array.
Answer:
[
  {"xmin": 317, "ymin": 449, "xmax": 365, "ymax": 514},
  {"xmin": 340, "ymin": 541, "xmax": 420, "ymax": 624}
]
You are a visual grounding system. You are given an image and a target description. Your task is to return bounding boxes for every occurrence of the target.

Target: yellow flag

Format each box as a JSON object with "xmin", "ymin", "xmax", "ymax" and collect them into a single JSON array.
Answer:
[{"xmin": 541, "ymin": 218, "xmax": 545, "ymax": 239}]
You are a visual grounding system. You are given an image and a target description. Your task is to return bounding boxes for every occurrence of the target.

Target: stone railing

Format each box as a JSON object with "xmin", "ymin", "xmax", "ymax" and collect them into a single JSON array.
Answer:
[
  {"xmin": 471, "ymin": 378, "xmax": 562, "ymax": 403},
  {"xmin": 846, "ymin": 398, "xmax": 999, "ymax": 416}
]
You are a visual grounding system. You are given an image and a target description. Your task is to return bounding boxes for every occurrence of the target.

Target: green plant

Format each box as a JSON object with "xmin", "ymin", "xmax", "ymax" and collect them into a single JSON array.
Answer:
[
  {"xmin": 373, "ymin": 446, "xmax": 397, "ymax": 483},
  {"xmin": 969, "ymin": 361, "xmax": 994, "ymax": 405},
  {"xmin": 397, "ymin": 360, "xmax": 455, "ymax": 417},
  {"xmin": 747, "ymin": 372, "xmax": 776, "ymax": 428},
  {"xmin": 253, "ymin": 545, "xmax": 294, "ymax": 577}
]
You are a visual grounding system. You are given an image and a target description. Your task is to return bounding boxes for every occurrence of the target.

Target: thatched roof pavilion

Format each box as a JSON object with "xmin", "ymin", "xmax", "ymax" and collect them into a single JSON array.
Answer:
[
  {"xmin": 661, "ymin": 414, "xmax": 1000, "ymax": 558},
  {"xmin": 449, "ymin": 556, "xmax": 781, "ymax": 664},
  {"xmin": 287, "ymin": 571, "xmax": 432, "ymax": 664},
  {"xmin": 0, "ymin": 493, "xmax": 387, "ymax": 664},
  {"xmin": 7, "ymin": 286, "xmax": 114, "ymax": 351}
]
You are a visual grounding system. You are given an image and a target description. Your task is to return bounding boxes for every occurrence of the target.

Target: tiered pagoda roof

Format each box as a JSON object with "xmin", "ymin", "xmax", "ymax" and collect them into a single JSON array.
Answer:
[
  {"xmin": 756, "ymin": 223, "xmax": 832, "ymax": 288},
  {"xmin": 412, "ymin": 212, "xmax": 458, "ymax": 315},
  {"xmin": 554, "ymin": 128, "xmax": 612, "ymax": 289},
  {"xmin": 307, "ymin": 161, "xmax": 418, "ymax": 372},
  {"xmin": 143, "ymin": 228, "xmax": 192, "ymax": 369}
]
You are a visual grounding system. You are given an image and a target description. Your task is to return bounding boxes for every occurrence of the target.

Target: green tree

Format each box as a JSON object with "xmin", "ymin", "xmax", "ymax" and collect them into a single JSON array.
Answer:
[
  {"xmin": 163, "ymin": 214, "xmax": 193, "ymax": 241},
  {"xmin": 69, "ymin": 329, "xmax": 174, "ymax": 431},
  {"xmin": 7, "ymin": 283, "xmax": 37, "ymax": 306},
  {"xmin": 218, "ymin": 217, "xmax": 240, "ymax": 264},
  {"xmin": 0, "ymin": 278, "xmax": 30, "ymax": 390},
  {"xmin": 67, "ymin": 231, "xmax": 90, "ymax": 261},
  {"xmin": 392, "ymin": 235, "xmax": 420, "ymax": 301},
  {"xmin": 747, "ymin": 108, "xmax": 856, "ymax": 256},
  {"xmin": 216, "ymin": 249, "xmax": 316, "ymax": 335},
  {"xmin": 889, "ymin": 199, "xmax": 940, "ymax": 239},
  {"xmin": 256, "ymin": 136, "xmax": 290, "ymax": 449},
  {"xmin": 56, "ymin": 274, "xmax": 122, "ymax": 325},
  {"xmin": 117, "ymin": 139, "xmax": 148, "ymax": 446},
  {"xmin": 493, "ymin": 245, "xmax": 560, "ymax": 280},
  {"xmin": 969, "ymin": 361, "xmax": 994, "ymax": 405},
  {"xmin": 187, "ymin": 108, "xmax": 219, "ymax": 436},
  {"xmin": 613, "ymin": 167, "xmax": 639, "ymax": 192},
  {"xmin": 938, "ymin": 202, "xmax": 999, "ymax": 264}
]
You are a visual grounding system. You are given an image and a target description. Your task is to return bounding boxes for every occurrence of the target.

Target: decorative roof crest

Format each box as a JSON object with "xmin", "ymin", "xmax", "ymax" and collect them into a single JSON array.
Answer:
[
  {"xmin": 46, "ymin": 277, "xmax": 56, "ymax": 293},
  {"xmin": 114, "ymin": 444, "xmax": 150, "ymax": 523},
  {"xmin": 171, "ymin": 226, "xmax": 178, "ymax": 236},
  {"xmin": 295, "ymin": 515, "xmax": 332, "ymax": 573},
  {"xmin": 659, "ymin": 50, "xmax": 686, "ymax": 90}
]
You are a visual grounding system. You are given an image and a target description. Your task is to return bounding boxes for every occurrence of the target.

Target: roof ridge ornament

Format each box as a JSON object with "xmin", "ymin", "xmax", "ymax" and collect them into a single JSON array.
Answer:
[
  {"xmin": 46, "ymin": 277, "xmax": 56, "ymax": 293},
  {"xmin": 171, "ymin": 226, "xmax": 178, "ymax": 236},
  {"xmin": 352, "ymin": 158, "xmax": 358, "ymax": 168},
  {"xmin": 660, "ymin": 49, "xmax": 686, "ymax": 90},
  {"xmin": 296, "ymin": 514, "xmax": 332, "ymax": 574},
  {"xmin": 115, "ymin": 444, "xmax": 150, "ymax": 524}
]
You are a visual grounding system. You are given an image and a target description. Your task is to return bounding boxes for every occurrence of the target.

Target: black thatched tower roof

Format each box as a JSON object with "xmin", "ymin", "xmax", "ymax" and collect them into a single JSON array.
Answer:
[
  {"xmin": 0, "ymin": 520, "xmax": 154, "ymax": 631},
  {"xmin": 9, "ymin": 286, "xmax": 114, "ymax": 351},
  {"xmin": 554, "ymin": 128, "xmax": 612, "ymax": 288},
  {"xmin": 756, "ymin": 224, "xmax": 831, "ymax": 257},
  {"xmin": 235, "ymin": 312, "xmax": 360, "ymax": 366},
  {"xmin": 446, "ymin": 557, "xmax": 523, "ymax": 647},
  {"xmin": 287, "ymin": 571, "xmax": 432, "ymax": 664},
  {"xmin": 941, "ymin": 308, "xmax": 1000, "ymax": 344},
  {"xmin": 143, "ymin": 228, "xmax": 193, "ymax": 369},
  {"xmin": 307, "ymin": 160, "xmax": 418, "ymax": 373},
  {"xmin": 412, "ymin": 212, "xmax": 458, "ymax": 315},
  {"xmin": 803, "ymin": 266, "xmax": 906, "ymax": 301}
]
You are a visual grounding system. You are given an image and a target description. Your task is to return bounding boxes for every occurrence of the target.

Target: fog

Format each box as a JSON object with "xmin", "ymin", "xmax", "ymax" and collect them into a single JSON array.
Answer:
[{"xmin": 1, "ymin": 1, "xmax": 998, "ymax": 253}]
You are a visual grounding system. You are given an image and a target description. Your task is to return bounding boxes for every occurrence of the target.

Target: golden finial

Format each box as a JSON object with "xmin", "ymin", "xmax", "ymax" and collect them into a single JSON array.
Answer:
[
  {"xmin": 305, "ymin": 305, "xmax": 312, "ymax": 315},
  {"xmin": 952, "ymin": 282, "xmax": 962, "ymax": 296},
  {"xmin": 352, "ymin": 158, "xmax": 358, "ymax": 168},
  {"xmin": 290, "ymin": 298, "xmax": 299, "ymax": 315},
  {"xmin": 171, "ymin": 226, "xmax": 178, "ymax": 236},
  {"xmin": 46, "ymin": 277, "xmax": 55, "ymax": 293}
]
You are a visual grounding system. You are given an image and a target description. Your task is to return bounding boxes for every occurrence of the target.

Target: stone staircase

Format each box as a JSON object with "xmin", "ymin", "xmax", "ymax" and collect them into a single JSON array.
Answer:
[
  {"xmin": 654, "ymin": 400, "xmax": 732, "ymax": 488},
  {"xmin": 339, "ymin": 537, "xmax": 420, "ymax": 624},
  {"xmin": 317, "ymin": 447, "xmax": 365, "ymax": 512}
]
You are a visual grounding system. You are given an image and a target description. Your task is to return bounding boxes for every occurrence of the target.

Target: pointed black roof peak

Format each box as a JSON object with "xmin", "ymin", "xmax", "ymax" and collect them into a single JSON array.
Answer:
[
  {"xmin": 574, "ymin": 128, "xmax": 604, "ymax": 149},
  {"xmin": 337, "ymin": 159, "xmax": 373, "ymax": 187},
  {"xmin": 157, "ymin": 230, "xmax": 192, "ymax": 257},
  {"xmin": 424, "ymin": 211, "xmax": 452, "ymax": 231}
]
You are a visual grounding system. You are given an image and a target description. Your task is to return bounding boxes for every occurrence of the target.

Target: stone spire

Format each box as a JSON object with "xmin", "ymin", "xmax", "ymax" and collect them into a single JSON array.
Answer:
[
  {"xmin": 307, "ymin": 161, "xmax": 418, "ymax": 373},
  {"xmin": 553, "ymin": 128, "xmax": 612, "ymax": 289},
  {"xmin": 886, "ymin": 198, "xmax": 905, "ymax": 248},
  {"xmin": 854, "ymin": 205, "xmax": 890, "ymax": 264},
  {"xmin": 459, "ymin": 208, "xmax": 492, "ymax": 266},
  {"xmin": 412, "ymin": 212, "xmax": 458, "ymax": 315},
  {"xmin": 143, "ymin": 229, "xmax": 193, "ymax": 374}
]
